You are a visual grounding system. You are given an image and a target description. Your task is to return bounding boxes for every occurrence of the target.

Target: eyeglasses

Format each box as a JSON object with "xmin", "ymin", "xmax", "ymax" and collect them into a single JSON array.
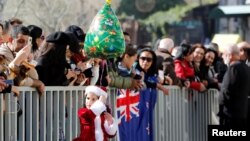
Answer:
[{"xmin": 139, "ymin": 57, "xmax": 153, "ymax": 62}]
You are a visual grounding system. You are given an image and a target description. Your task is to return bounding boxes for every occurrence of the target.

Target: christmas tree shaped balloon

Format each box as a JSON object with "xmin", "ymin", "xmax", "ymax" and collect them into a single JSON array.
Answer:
[{"xmin": 84, "ymin": 0, "xmax": 125, "ymax": 59}]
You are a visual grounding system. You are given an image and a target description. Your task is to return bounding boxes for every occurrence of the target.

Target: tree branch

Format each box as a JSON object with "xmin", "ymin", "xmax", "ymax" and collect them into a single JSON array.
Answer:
[
  {"xmin": 12, "ymin": 0, "xmax": 25, "ymax": 17},
  {"xmin": 42, "ymin": 0, "xmax": 50, "ymax": 10},
  {"xmin": 28, "ymin": 4, "xmax": 54, "ymax": 32},
  {"xmin": 54, "ymin": 0, "xmax": 71, "ymax": 30}
]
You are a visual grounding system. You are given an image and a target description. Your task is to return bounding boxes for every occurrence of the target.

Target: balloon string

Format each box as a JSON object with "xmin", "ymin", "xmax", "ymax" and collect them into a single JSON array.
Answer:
[{"xmin": 106, "ymin": 0, "xmax": 111, "ymax": 5}]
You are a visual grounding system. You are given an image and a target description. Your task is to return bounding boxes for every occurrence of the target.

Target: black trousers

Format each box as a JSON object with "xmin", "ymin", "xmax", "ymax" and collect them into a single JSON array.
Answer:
[
  {"xmin": 248, "ymin": 99, "xmax": 250, "ymax": 130},
  {"xmin": 220, "ymin": 116, "xmax": 247, "ymax": 130}
]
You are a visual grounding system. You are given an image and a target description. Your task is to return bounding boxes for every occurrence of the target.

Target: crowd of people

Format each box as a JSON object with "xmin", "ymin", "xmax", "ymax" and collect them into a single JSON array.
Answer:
[{"xmin": 0, "ymin": 17, "xmax": 250, "ymax": 140}]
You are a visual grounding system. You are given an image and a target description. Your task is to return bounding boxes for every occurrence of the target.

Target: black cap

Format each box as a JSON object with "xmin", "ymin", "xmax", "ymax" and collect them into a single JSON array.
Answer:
[
  {"xmin": 66, "ymin": 32, "xmax": 81, "ymax": 54},
  {"xmin": 46, "ymin": 31, "xmax": 70, "ymax": 46},
  {"xmin": 65, "ymin": 25, "xmax": 85, "ymax": 42}
]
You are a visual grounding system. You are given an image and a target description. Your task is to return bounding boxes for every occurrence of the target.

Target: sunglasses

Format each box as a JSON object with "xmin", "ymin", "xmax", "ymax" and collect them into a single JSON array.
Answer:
[{"xmin": 139, "ymin": 57, "xmax": 153, "ymax": 62}]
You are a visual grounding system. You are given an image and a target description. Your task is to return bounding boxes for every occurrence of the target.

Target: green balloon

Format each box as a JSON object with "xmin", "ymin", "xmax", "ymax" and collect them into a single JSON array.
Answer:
[{"xmin": 84, "ymin": 2, "xmax": 125, "ymax": 59}]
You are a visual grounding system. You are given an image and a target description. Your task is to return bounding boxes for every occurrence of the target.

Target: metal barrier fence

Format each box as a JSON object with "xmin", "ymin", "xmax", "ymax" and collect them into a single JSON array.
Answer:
[
  {"xmin": 154, "ymin": 87, "xmax": 219, "ymax": 141},
  {"xmin": 0, "ymin": 86, "xmax": 219, "ymax": 141}
]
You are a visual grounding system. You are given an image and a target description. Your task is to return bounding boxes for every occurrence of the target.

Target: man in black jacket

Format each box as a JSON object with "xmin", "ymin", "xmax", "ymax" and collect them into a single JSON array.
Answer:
[
  {"xmin": 219, "ymin": 44, "xmax": 250, "ymax": 129},
  {"xmin": 237, "ymin": 41, "xmax": 250, "ymax": 130}
]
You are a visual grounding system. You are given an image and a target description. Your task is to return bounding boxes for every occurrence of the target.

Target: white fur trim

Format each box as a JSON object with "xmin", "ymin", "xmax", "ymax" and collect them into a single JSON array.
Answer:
[
  {"xmin": 94, "ymin": 116, "xmax": 104, "ymax": 141},
  {"xmin": 90, "ymin": 100, "xmax": 106, "ymax": 116},
  {"xmin": 104, "ymin": 118, "xmax": 118, "ymax": 135},
  {"xmin": 85, "ymin": 85, "xmax": 108, "ymax": 98}
]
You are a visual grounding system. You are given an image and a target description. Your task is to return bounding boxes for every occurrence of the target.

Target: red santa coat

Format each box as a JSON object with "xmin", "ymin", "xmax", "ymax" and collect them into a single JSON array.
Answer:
[
  {"xmin": 73, "ymin": 101, "xmax": 117, "ymax": 141},
  {"xmin": 174, "ymin": 59, "xmax": 201, "ymax": 91}
]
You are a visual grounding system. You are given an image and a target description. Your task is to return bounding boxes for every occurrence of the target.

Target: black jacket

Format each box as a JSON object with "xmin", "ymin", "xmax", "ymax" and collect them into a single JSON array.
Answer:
[{"xmin": 219, "ymin": 61, "xmax": 250, "ymax": 119}]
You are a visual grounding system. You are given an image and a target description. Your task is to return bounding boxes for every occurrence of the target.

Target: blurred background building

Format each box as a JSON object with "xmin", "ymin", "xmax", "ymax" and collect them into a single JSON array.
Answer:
[
  {"xmin": 210, "ymin": 0, "xmax": 250, "ymax": 42},
  {"xmin": 0, "ymin": 0, "xmax": 249, "ymax": 46}
]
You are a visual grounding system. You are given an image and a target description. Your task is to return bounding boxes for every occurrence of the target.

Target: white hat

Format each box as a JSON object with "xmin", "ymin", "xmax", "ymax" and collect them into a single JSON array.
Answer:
[
  {"xmin": 85, "ymin": 85, "xmax": 108, "ymax": 98},
  {"xmin": 158, "ymin": 38, "xmax": 174, "ymax": 52}
]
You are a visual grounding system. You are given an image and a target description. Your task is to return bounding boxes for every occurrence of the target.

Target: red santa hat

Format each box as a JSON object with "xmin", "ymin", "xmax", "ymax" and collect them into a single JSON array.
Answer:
[{"xmin": 85, "ymin": 85, "xmax": 108, "ymax": 98}]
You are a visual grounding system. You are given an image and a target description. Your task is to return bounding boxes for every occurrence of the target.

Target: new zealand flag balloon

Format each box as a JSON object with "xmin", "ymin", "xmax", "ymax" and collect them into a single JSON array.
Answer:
[{"xmin": 84, "ymin": 0, "xmax": 125, "ymax": 59}]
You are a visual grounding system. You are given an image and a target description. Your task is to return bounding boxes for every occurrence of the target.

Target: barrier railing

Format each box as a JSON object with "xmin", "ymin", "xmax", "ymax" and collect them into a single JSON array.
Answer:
[
  {"xmin": 154, "ymin": 87, "xmax": 219, "ymax": 141},
  {"xmin": 0, "ymin": 86, "xmax": 219, "ymax": 141}
]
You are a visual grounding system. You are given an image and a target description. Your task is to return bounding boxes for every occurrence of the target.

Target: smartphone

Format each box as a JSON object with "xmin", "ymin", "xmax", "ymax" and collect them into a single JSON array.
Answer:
[
  {"xmin": 158, "ymin": 70, "xmax": 164, "ymax": 80},
  {"xmin": 28, "ymin": 37, "xmax": 32, "ymax": 45},
  {"xmin": 4, "ymin": 79, "xmax": 14, "ymax": 85}
]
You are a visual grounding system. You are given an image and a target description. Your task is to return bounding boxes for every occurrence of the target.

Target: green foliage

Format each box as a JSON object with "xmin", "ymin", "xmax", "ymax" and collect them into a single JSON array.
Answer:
[
  {"xmin": 140, "ymin": 4, "xmax": 196, "ymax": 27},
  {"xmin": 117, "ymin": 0, "xmax": 219, "ymax": 43},
  {"xmin": 117, "ymin": 0, "xmax": 183, "ymax": 19}
]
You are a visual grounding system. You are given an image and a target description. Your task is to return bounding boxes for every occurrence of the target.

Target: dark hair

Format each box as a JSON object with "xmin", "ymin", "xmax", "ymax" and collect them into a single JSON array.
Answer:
[
  {"xmin": 174, "ymin": 43, "xmax": 192, "ymax": 60},
  {"xmin": 123, "ymin": 31, "xmax": 130, "ymax": 36},
  {"xmin": 243, "ymin": 48, "xmax": 250, "ymax": 60},
  {"xmin": 206, "ymin": 48, "xmax": 218, "ymax": 61},
  {"xmin": 136, "ymin": 48, "xmax": 157, "ymax": 75},
  {"xmin": 27, "ymin": 25, "xmax": 43, "ymax": 52},
  {"xmin": 66, "ymin": 32, "xmax": 81, "ymax": 54},
  {"xmin": 200, "ymin": 48, "xmax": 218, "ymax": 67},
  {"xmin": 124, "ymin": 44, "xmax": 137, "ymax": 57},
  {"xmin": 10, "ymin": 25, "xmax": 30, "ymax": 39},
  {"xmin": 39, "ymin": 42, "xmax": 67, "ymax": 66},
  {"xmin": 190, "ymin": 43, "xmax": 206, "ymax": 54},
  {"xmin": 181, "ymin": 44, "xmax": 192, "ymax": 56},
  {"xmin": 116, "ymin": 44, "xmax": 137, "ymax": 62}
]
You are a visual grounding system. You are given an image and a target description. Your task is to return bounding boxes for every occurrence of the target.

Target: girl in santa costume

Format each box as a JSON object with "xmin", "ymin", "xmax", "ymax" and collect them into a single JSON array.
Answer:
[{"xmin": 73, "ymin": 85, "xmax": 117, "ymax": 141}]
